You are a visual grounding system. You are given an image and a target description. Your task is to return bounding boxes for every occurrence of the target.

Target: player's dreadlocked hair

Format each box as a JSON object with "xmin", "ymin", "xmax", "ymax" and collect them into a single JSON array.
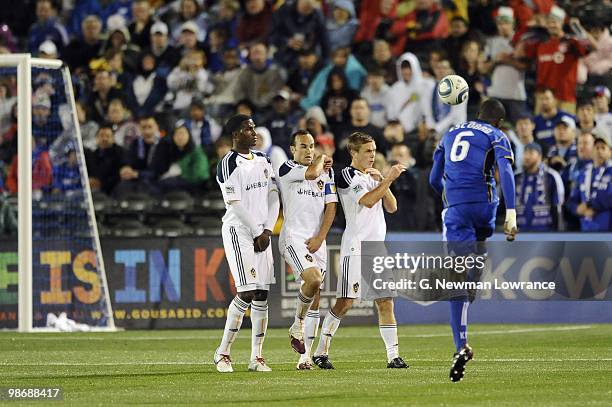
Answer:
[{"xmin": 347, "ymin": 132, "xmax": 374, "ymax": 153}]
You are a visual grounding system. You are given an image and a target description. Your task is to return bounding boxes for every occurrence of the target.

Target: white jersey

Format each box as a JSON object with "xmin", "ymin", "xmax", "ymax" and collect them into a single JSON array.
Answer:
[
  {"xmin": 278, "ymin": 160, "xmax": 337, "ymax": 241},
  {"xmin": 336, "ymin": 166, "xmax": 386, "ymax": 256},
  {"xmin": 217, "ymin": 149, "xmax": 277, "ymax": 233}
]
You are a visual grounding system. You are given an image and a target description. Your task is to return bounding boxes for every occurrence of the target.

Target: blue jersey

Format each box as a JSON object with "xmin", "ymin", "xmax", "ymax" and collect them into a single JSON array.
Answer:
[{"xmin": 430, "ymin": 120, "xmax": 515, "ymax": 208}]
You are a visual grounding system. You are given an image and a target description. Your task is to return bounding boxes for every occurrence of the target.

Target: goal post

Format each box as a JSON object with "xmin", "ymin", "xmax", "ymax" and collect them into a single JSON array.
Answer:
[{"xmin": 0, "ymin": 54, "xmax": 116, "ymax": 332}]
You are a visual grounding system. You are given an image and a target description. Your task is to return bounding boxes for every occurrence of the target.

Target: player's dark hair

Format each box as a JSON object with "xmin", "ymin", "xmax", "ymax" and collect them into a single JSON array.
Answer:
[
  {"xmin": 225, "ymin": 114, "xmax": 251, "ymax": 136},
  {"xmin": 290, "ymin": 129, "xmax": 313, "ymax": 146},
  {"xmin": 477, "ymin": 99, "xmax": 506, "ymax": 127},
  {"xmin": 347, "ymin": 132, "xmax": 374, "ymax": 153}
]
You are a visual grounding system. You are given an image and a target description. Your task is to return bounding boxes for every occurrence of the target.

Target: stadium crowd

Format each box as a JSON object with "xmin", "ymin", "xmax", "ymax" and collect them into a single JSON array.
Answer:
[{"xmin": 0, "ymin": 0, "xmax": 610, "ymax": 232}]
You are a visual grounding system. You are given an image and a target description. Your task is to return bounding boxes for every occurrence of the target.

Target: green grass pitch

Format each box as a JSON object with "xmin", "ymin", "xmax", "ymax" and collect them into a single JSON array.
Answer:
[{"xmin": 2, "ymin": 324, "xmax": 611, "ymax": 406}]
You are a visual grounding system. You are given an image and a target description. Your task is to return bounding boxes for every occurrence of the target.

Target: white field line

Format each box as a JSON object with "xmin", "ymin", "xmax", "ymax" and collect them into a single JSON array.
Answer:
[
  {"xmin": 0, "ymin": 325, "xmax": 595, "ymax": 341},
  {"xmin": 1, "ymin": 358, "xmax": 612, "ymax": 367}
]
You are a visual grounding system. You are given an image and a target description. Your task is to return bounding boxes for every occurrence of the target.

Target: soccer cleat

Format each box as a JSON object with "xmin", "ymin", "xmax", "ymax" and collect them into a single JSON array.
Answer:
[
  {"xmin": 248, "ymin": 357, "xmax": 272, "ymax": 372},
  {"xmin": 289, "ymin": 323, "xmax": 306, "ymax": 354},
  {"xmin": 387, "ymin": 357, "xmax": 409, "ymax": 369},
  {"xmin": 296, "ymin": 359, "xmax": 313, "ymax": 370},
  {"xmin": 312, "ymin": 354, "xmax": 334, "ymax": 370},
  {"xmin": 449, "ymin": 344, "xmax": 474, "ymax": 382},
  {"xmin": 213, "ymin": 349, "xmax": 233, "ymax": 373}
]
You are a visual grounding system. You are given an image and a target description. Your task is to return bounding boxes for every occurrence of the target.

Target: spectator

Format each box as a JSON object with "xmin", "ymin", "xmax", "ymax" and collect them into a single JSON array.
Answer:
[
  {"xmin": 177, "ymin": 21, "xmax": 203, "ymax": 55},
  {"xmin": 169, "ymin": 0, "xmax": 209, "ymax": 45},
  {"xmin": 362, "ymin": 39, "xmax": 397, "ymax": 86},
  {"xmin": 103, "ymin": 18, "xmax": 141, "ymax": 73},
  {"xmin": 593, "ymin": 86, "xmax": 612, "ymax": 142},
  {"xmin": 167, "ymin": 50, "xmax": 213, "ymax": 112},
  {"xmin": 234, "ymin": 42, "xmax": 284, "ymax": 112},
  {"xmin": 125, "ymin": 51, "xmax": 168, "ymax": 118},
  {"xmin": 456, "ymin": 40, "xmax": 487, "ymax": 119},
  {"xmin": 300, "ymin": 46, "xmax": 366, "ymax": 110},
  {"xmin": 361, "ymin": 68, "xmax": 390, "ymax": 128},
  {"xmin": 533, "ymin": 87, "xmax": 574, "ymax": 147},
  {"xmin": 321, "ymin": 67, "xmax": 359, "ymax": 136},
  {"xmin": 335, "ymin": 98, "xmax": 386, "ymax": 167},
  {"xmin": 85, "ymin": 125, "xmax": 126, "ymax": 196},
  {"xmin": 287, "ymin": 48, "xmax": 324, "ymax": 102},
  {"xmin": 547, "ymin": 116, "xmax": 578, "ymax": 174},
  {"xmin": 509, "ymin": 113, "xmax": 536, "ymax": 168},
  {"xmin": 184, "ymin": 99, "xmax": 222, "ymax": 153},
  {"xmin": 115, "ymin": 115, "xmax": 161, "ymax": 197},
  {"xmin": 236, "ymin": 0, "xmax": 274, "ymax": 46},
  {"xmin": 520, "ymin": 6, "xmax": 591, "ymax": 114},
  {"xmin": 107, "ymin": 99, "xmax": 139, "ymax": 148},
  {"xmin": 353, "ymin": 0, "xmax": 398, "ymax": 55},
  {"xmin": 254, "ymin": 126, "xmax": 287, "ymax": 175},
  {"xmin": 71, "ymin": 102, "xmax": 98, "ymax": 153},
  {"xmin": 32, "ymin": 91, "xmax": 59, "ymax": 146},
  {"xmin": 151, "ymin": 121, "xmax": 210, "ymax": 194},
  {"xmin": 52, "ymin": 144, "xmax": 82, "ymax": 198},
  {"xmin": 28, "ymin": 0, "xmax": 69, "ymax": 53},
  {"xmin": 206, "ymin": 48, "xmax": 242, "ymax": 115},
  {"xmin": 483, "ymin": 7, "xmax": 528, "ymax": 123},
  {"xmin": 263, "ymin": 90, "xmax": 301, "ymax": 154},
  {"xmin": 204, "ymin": 25, "xmax": 230, "ymax": 75},
  {"xmin": 386, "ymin": 52, "xmax": 427, "ymax": 135},
  {"xmin": 563, "ymin": 132, "xmax": 596, "ymax": 230},
  {"xmin": 145, "ymin": 21, "xmax": 181, "ymax": 77},
  {"xmin": 420, "ymin": 58, "xmax": 467, "ymax": 136},
  {"xmin": 64, "ymin": 15, "xmax": 104, "ymax": 74},
  {"xmin": 128, "ymin": 0, "xmax": 154, "ymax": 50},
  {"xmin": 38, "ymin": 40, "xmax": 58, "ymax": 59},
  {"xmin": 208, "ymin": 0, "xmax": 240, "ymax": 49},
  {"xmin": 0, "ymin": 81, "xmax": 16, "ymax": 137},
  {"xmin": 270, "ymin": 0, "xmax": 330, "ymax": 71},
  {"xmin": 444, "ymin": 16, "xmax": 479, "ymax": 70},
  {"xmin": 209, "ymin": 136, "xmax": 233, "ymax": 180},
  {"xmin": 386, "ymin": 143, "xmax": 419, "ymax": 230},
  {"xmin": 390, "ymin": 0, "xmax": 449, "ymax": 58},
  {"xmin": 515, "ymin": 143, "xmax": 564, "ymax": 231},
  {"xmin": 326, "ymin": 0, "xmax": 359, "ymax": 51},
  {"xmin": 6, "ymin": 136, "xmax": 52, "ymax": 200},
  {"xmin": 87, "ymin": 69, "xmax": 125, "ymax": 123},
  {"xmin": 567, "ymin": 137, "xmax": 611, "ymax": 231},
  {"xmin": 576, "ymin": 100, "xmax": 607, "ymax": 140},
  {"xmin": 579, "ymin": 20, "xmax": 612, "ymax": 85},
  {"xmin": 468, "ymin": 0, "xmax": 497, "ymax": 36}
]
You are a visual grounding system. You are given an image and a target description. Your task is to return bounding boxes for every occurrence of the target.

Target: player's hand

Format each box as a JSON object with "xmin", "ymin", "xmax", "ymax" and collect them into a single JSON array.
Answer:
[
  {"xmin": 365, "ymin": 167, "xmax": 383, "ymax": 181},
  {"xmin": 254, "ymin": 230, "xmax": 272, "ymax": 252},
  {"xmin": 386, "ymin": 164, "xmax": 407, "ymax": 182},
  {"xmin": 504, "ymin": 209, "xmax": 518, "ymax": 242},
  {"xmin": 305, "ymin": 236, "xmax": 323, "ymax": 253},
  {"xmin": 323, "ymin": 155, "xmax": 333, "ymax": 171}
]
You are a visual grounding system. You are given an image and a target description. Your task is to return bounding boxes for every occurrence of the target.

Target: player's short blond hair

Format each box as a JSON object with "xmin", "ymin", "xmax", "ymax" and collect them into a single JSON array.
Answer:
[{"xmin": 347, "ymin": 132, "xmax": 374, "ymax": 153}]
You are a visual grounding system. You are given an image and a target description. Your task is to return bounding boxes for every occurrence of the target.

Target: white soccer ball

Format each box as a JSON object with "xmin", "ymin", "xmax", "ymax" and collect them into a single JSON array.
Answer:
[{"xmin": 437, "ymin": 74, "xmax": 469, "ymax": 105}]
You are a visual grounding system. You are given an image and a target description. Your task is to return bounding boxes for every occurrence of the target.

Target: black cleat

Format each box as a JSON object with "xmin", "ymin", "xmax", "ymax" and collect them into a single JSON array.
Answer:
[
  {"xmin": 387, "ymin": 357, "xmax": 409, "ymax": 369},
  {"xmin": 312, "ymin": 354, "xmax": 334, "ymax": 369},
  {"xmin": 449, "ymin": 344, "xmax": 474, "ymax": 382}
]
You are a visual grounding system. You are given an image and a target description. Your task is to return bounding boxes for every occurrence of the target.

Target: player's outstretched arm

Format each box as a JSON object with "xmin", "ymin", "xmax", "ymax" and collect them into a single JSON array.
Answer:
[
  {"xmin": 429, "ymin": 146, "xmax": 444, "ymax": 196},
  {"xmin": 498, "ymin": 157, "xmax": 518, "ymax": 241},
  {"xmin": 358, "ymin": 164, "xmax": 406, "ymax": 209}
]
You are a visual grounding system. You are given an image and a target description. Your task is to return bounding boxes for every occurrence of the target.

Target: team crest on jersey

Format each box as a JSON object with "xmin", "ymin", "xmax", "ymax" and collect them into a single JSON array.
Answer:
[
  {"xmin": 250, "ymin": 268, "xmax": 256, "ymax": 278},
  {"xmin": 353, "ymin": 282, "xmax": 359, "ymax": 293},
  {"xmin": 353, "ymin": 184, "xmax": 363, "ymax": 193},
  {"xmin": 225, "ymin": 186, "xmax": 235, "ymax": 194},
  {"xmin": 264, "ymin": 169, "xmax": 269, "ymax": 179},
  {"xmin": 317, "ymin": 180, "xmax": 324, "ymax": 191},
  {"xmin": 305, "ymin": 253, "xmax": 313, "ymax": 262}
]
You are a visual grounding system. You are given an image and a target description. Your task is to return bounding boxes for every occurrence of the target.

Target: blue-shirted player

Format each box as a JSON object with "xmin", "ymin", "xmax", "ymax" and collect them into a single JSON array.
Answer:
[{"xmin": 429, "ymin": 99, "xmax": 518, "ymax": 382}]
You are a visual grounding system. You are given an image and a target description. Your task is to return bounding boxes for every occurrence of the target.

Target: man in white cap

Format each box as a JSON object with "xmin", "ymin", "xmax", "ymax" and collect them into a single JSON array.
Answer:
[
  {"xmin": 519, "ymin": 5, "xmax": 593, "ymax": 114},
  {"xmin": 547, "ymin": 116, "xmax": 578, "ymax": 174},
  {"xmin": 146, "ymin": 21, "xmax": 180, "ymax": 75},
  {"xmin": 483, "ymin": 6, "xmax": 527, "ymax": 123},
  {"xmin": 593, "ymin": 86, "xmax": 612, "ymax": 143},
  {"xmin": 38, "ymin": 40, "xmax": 58, "ymax": 59}
]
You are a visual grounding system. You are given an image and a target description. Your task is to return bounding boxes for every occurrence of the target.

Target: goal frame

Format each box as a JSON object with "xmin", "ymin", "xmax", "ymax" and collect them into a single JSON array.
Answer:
[{"xmin": 0, "ymin": 54, "xmax": 116, "ymax": 332}]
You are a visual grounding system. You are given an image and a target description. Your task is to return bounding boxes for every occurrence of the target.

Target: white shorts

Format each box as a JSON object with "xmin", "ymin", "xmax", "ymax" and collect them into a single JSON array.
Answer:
[
  {"xmin": 337, "ymin": 255, "xmax": 361, "ymax": 299},
  {"xmin": 222, "ymin": 223, "xmax": 275, "ymax": 292},
  {"xmin": 279, "ymin": 235, "xmax": 327, "ymax": 284}
]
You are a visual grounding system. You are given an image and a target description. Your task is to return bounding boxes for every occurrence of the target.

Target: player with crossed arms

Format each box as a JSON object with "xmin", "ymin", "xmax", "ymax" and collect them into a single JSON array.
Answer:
[
  {"xmin": 278, "ymin": 130, "xmax": 337, "ymax": 370},
  {"xmin": 311, "ymin": 132, "xmax": 409, "ymax": 369},
  {"xmin": 213, "ymin": 114, "xmax": 280, "ymax": 373},
  {"xmin": 429, "ymin": 99, "xmax": 518, "ymax": 382}
]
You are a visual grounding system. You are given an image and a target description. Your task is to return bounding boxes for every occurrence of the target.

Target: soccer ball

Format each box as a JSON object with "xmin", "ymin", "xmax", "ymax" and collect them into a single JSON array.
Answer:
[{"xmin": 437, "ymin": 75, "xmax": 469, "ymax": 105}]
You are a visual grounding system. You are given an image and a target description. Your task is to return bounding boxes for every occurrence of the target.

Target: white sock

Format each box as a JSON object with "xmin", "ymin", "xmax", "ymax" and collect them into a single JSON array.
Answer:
[
  {"xmin": 379, "ymin": 324, "xmax": 399, "ymax": 362},
  {"xmin": 218, "ymin": 296, "xmax": 249, "ymax": 355},
  {"xmin": 304, "ymin": 309, "xmax": 320, "ymax": 358},
  {"xmin": 294, "ymin": 288, "xmax": 313, "ymax": 326},
  {"xmin": 314, "ymin": 310, "xmax": 341, "ymax": 356},
  {"xmin": 250, "ymin": 300, "xmax": 268, "ymax": 360}
]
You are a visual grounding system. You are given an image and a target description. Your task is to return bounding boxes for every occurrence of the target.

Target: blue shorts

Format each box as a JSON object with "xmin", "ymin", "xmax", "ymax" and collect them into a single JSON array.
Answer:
[{"xmin": 442, "ymin": 202, "xmax": 498, "ymax": 254}]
